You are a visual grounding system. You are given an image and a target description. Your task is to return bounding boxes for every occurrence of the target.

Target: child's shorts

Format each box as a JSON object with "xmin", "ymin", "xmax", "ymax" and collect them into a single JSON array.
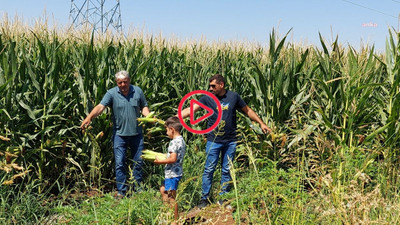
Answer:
[{"xmin": 163, "ymin": 176, "xmax": 182, "ymax": 191}]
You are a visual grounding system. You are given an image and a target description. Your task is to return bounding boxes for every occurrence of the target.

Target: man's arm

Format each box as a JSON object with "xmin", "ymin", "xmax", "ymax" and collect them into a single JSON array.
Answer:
[
  {"xmin": 177, "ymin": 104, "xmax": 201, "ymax": 119},
  {"xmin": 80, "ymin": 104, "xmax": 106, "ymax": 130},
  {"xmin": 241, "ymin": 105, "xmax": 272, "ymax": 134}
]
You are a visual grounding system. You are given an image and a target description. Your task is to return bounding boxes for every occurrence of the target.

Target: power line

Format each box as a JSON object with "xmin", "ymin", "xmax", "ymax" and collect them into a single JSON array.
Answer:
[
  {"xmin": 342, "ymin": 0, "xmax": 397, "ymax": 19},
  {"xmin": 69, "ymin": 0, "xmax": 122, "ymax": 33}
]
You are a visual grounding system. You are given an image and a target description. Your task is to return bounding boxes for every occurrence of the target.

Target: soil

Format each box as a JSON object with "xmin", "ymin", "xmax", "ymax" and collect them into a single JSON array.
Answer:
[
  {"xmin": 69, "ymin": 188, "xmax": 104, "ymax": 199},
  {"xmin": 180, "ymin": 204, "xmax": 237, "ymax": 225}
]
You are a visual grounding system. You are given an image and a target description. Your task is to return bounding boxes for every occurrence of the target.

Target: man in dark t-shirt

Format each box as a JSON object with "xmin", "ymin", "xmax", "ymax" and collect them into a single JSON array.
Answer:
[
  {"xmin": 198, "ymin": 89, "xmax": 246, "ymax": 143},
  {"xmin": 180, "ymin": 74, "xmax": 271, "ymax": 208}
]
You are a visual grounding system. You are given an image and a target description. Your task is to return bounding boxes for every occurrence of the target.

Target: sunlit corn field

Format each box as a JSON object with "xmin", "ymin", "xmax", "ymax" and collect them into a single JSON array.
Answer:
[{"xmin": 1, "ymin": 19, "xmax": 400, "ymax": 224}]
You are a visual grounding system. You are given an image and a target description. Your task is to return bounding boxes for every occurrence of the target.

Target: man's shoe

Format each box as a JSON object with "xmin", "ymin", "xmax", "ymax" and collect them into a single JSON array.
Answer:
[
  {"xmin": 197, "ymin": 199, "xmax": 210, "ymax": 209},
  {"xmin": 218, "ymin": 199, "xmax": 233, "ymax": 210},
  {"xmin": 217, "ymin": 199, "xmax": 227, "ymax": 206}
]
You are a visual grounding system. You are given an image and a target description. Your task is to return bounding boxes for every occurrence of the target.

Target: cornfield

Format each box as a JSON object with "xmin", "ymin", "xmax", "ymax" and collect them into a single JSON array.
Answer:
[{"xmin": 2, "ymin": 18, "xmax": 400, "ymax": 224}]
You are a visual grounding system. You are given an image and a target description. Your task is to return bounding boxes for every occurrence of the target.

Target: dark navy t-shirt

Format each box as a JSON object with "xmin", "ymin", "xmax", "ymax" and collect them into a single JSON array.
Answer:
[{"xmin": 199, "ymin": 90, "xmax": 247, "ymax": 143}]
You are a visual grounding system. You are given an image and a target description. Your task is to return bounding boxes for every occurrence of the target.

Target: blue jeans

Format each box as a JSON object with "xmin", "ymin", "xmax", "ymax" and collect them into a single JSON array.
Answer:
[
  {"xmin": 113, "ymin": 134, "xmax": 144, "ymax": 195},
  {"xmin": 201, "ymin": 141, "xmax": 237, "ymax": 200}
]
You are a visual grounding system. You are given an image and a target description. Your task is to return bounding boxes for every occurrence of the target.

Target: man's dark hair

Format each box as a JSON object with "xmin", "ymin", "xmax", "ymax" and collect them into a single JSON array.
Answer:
[
  {"xmin": 165, "ymin": 116, "xmax": 182, "ymax": 133},
  {"xmin": 209, "ymin": 74, "xmax": 225, "ymax": 85}
]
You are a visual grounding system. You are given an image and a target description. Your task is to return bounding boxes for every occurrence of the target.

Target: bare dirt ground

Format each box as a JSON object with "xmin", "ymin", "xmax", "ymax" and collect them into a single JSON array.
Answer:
[{"xmin": 180, "ymin": 204, "xmax": 237, "ymax": 225}]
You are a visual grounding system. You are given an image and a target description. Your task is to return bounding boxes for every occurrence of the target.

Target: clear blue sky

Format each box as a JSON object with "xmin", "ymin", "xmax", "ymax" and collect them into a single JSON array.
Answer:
[{"xmin": 1, "ymin": 0, "xmax": 399, "ymax": 51}]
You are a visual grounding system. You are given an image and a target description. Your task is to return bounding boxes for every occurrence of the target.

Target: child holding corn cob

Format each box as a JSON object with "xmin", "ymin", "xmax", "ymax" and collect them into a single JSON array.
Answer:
[{"xmin": 153, "ymin": 116, "xmax": 186, "ymax": 221}]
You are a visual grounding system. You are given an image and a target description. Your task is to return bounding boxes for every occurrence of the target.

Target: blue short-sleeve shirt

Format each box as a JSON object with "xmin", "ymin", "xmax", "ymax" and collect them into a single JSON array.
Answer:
[{"xmin": 100, "ymin": 85, "xmax": 148, "ymax": 136}]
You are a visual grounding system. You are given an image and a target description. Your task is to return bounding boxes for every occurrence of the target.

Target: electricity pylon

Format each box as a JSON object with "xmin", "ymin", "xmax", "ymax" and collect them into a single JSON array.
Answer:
[{"xmin": 69, "ymin": 0, "xmax": 122, "ymax": 33}]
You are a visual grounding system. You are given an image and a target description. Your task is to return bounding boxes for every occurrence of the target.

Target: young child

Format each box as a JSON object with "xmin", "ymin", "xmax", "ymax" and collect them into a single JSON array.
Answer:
[{"xmin": 154, "ymin": 116, "xmax": 186, "ymax": 221}]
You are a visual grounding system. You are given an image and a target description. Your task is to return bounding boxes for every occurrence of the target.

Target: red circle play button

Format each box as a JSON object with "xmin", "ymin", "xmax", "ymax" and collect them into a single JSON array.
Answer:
[{"xmin": 177, "ymin": 90, "xmax": 222, "ymax": 134}]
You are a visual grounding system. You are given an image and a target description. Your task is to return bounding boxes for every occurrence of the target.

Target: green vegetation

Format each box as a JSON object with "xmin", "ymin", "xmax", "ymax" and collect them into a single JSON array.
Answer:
[{"xmin": 1, "ymin": 19, "xmax": 400, "ymax": 224}]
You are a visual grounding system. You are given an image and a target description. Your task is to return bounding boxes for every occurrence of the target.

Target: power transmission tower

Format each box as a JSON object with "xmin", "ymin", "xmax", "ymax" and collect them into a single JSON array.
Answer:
[{"xmin": 69, "ymin": 0, "xmax": 122, "ymax": 33}]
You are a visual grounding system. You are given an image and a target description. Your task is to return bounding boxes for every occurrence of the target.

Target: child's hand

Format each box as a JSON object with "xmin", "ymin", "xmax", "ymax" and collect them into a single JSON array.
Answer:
[{"xmin": 154, "ymin": 153, "xmax": 174, "ymax": 164}]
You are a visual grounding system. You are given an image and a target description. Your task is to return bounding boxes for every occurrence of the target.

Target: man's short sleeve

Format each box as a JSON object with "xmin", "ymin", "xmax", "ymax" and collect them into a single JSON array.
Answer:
[
  {"xmin": 198, "ymin": 95, "xmax": 209, "ymax": 105},
  {"xmin": 100, "ymin": 91, "xmax": 113, "ymax": 107},
  {"xmin": 139, "ymin": 88, "xmax": 148, "ymax": 109},
  {"xmin": 236, "ymin": 93, "xmax": 247, "ymax": 109}
]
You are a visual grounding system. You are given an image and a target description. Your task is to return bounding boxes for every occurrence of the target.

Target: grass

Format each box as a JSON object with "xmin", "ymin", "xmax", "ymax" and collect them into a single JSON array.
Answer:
[
  {"xmin": 3, "ymin": 148, "xmax": 400, "ymax": 224},
  {"xmin": 52, "ymin": 190, "xmax": 163, "ymax": 225}
]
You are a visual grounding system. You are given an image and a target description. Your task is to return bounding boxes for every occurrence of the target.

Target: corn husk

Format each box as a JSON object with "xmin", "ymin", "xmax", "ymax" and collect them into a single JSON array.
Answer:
[
  {"xmin": 137, "ymin": 112, "xmax": 165, "ymax": 125},
  {"xmin": 141, "ymin": 150, "xmax": 167, "ymax": 161},
  {"xmin": 137, "ymin": 117, "xmax": 165, "ymax": 125}
]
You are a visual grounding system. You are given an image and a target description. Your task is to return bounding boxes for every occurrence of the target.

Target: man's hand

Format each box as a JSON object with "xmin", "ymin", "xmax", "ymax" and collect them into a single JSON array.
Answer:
[
  {"xmin": 241, "ymin": 105, "xmax": 272, "ymax": 134},
  {"xmin": 261, "ymin": 123, "xmax": 272, "ymax": 134},
  {"xmin": 80, "ymin": 117, "xmax": 91, "ymax": 131},
  {"xmin": 80, "ymin": 104, "xmax": 106, "ymax": 131}
]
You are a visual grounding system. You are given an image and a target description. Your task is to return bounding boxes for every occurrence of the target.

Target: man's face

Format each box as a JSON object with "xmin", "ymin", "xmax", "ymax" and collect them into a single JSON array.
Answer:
[
  {"xmin": 208, "ymin": 79, "xmax": 224, "ymax": 96},
  {"xmin": 116, "ymin": 77, "xmax": 130, "ymax": 94}
]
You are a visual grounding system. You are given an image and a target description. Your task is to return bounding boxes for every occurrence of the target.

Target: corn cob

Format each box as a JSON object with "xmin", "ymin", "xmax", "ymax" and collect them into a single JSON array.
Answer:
[
  {"xmin": 148, "ymin": 126, "xmax": 165, "ymax": 134},
  {"xmin": 137, "ymin": 112, "xmax": 165, "ymax": 125},
  {"xmin": 137, "ymin": 117, "xmax": 165, "ymax": 125},
  {"xmin": 141, "ymin": 150, "xmax": 167, "ymax": 161},
  {"xmin": 145, "ymin": 112, "xmax": 155, "ymax": 118}
]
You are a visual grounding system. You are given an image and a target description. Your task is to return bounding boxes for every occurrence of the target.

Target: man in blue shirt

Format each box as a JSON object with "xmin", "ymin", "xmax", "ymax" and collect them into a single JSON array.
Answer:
[
  {"xmin": 80, "ymin": 70, "xmax": 150, "ymax": 198},
  {"xmin": 180, "ymin": 74, "xmax": 271, "ymax": 208}
]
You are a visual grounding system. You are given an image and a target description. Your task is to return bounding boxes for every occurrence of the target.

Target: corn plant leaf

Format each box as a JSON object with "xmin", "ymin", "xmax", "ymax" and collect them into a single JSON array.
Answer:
[
  {"xmin": 18, "ymin": 101, "xmax": 36, "ymax": 121},
  {"xmin": 364, "ymin": 121, "xmax": 393, "ymax": 143}
]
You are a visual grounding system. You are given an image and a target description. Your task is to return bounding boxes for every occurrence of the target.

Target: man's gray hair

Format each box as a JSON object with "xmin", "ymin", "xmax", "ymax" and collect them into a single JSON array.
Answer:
[{"xmin": 115, "ymin": 70, "xmax": 130, "ymax": 80}]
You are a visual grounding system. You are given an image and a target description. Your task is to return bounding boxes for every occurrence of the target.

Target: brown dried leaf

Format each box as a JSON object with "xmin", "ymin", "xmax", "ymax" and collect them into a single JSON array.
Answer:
[
  {"xmin": 12, "ymin": 170, "xmax": 30, "ymax": 179},
  {"xmin": 1, "ymin": 165, "xmax": 12, "ymax": 173},
  {"xmin": 2, "ymin": 179, "xmax": 14, "ymax": 185},
  {"xmin": 5, "ymin": 152, "xmax": 18, "ymax": 158},
  {"xmin": 11, "ymin": 163, "xmax": 24, "ymax": 171},
  {"xmin": 0, "ymin": 135, "xmax": 10, "ymax": 141}
]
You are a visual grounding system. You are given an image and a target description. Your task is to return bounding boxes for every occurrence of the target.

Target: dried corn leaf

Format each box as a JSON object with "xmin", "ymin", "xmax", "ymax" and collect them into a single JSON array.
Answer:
[
  {"xmin": 1, "ymin": 165, "xmax": 12, "ymax": 173},
  {"xmin": 11, "ymin": 163, "xmax": 24, "ymax": 170},
  {"xmin": 0, "ymin": 135, "xmax": 10, "ymax": 141},
  {"xmin": 12, "ymin": 170, "xmax": 30, "ymax": 179},
  {"xmin": 2, "ymin": 179, "xmax": 14, "ymax": 185},
  {"xmin": 5, "ymin": 152, "xmax": 18, "ymax": 158}
]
